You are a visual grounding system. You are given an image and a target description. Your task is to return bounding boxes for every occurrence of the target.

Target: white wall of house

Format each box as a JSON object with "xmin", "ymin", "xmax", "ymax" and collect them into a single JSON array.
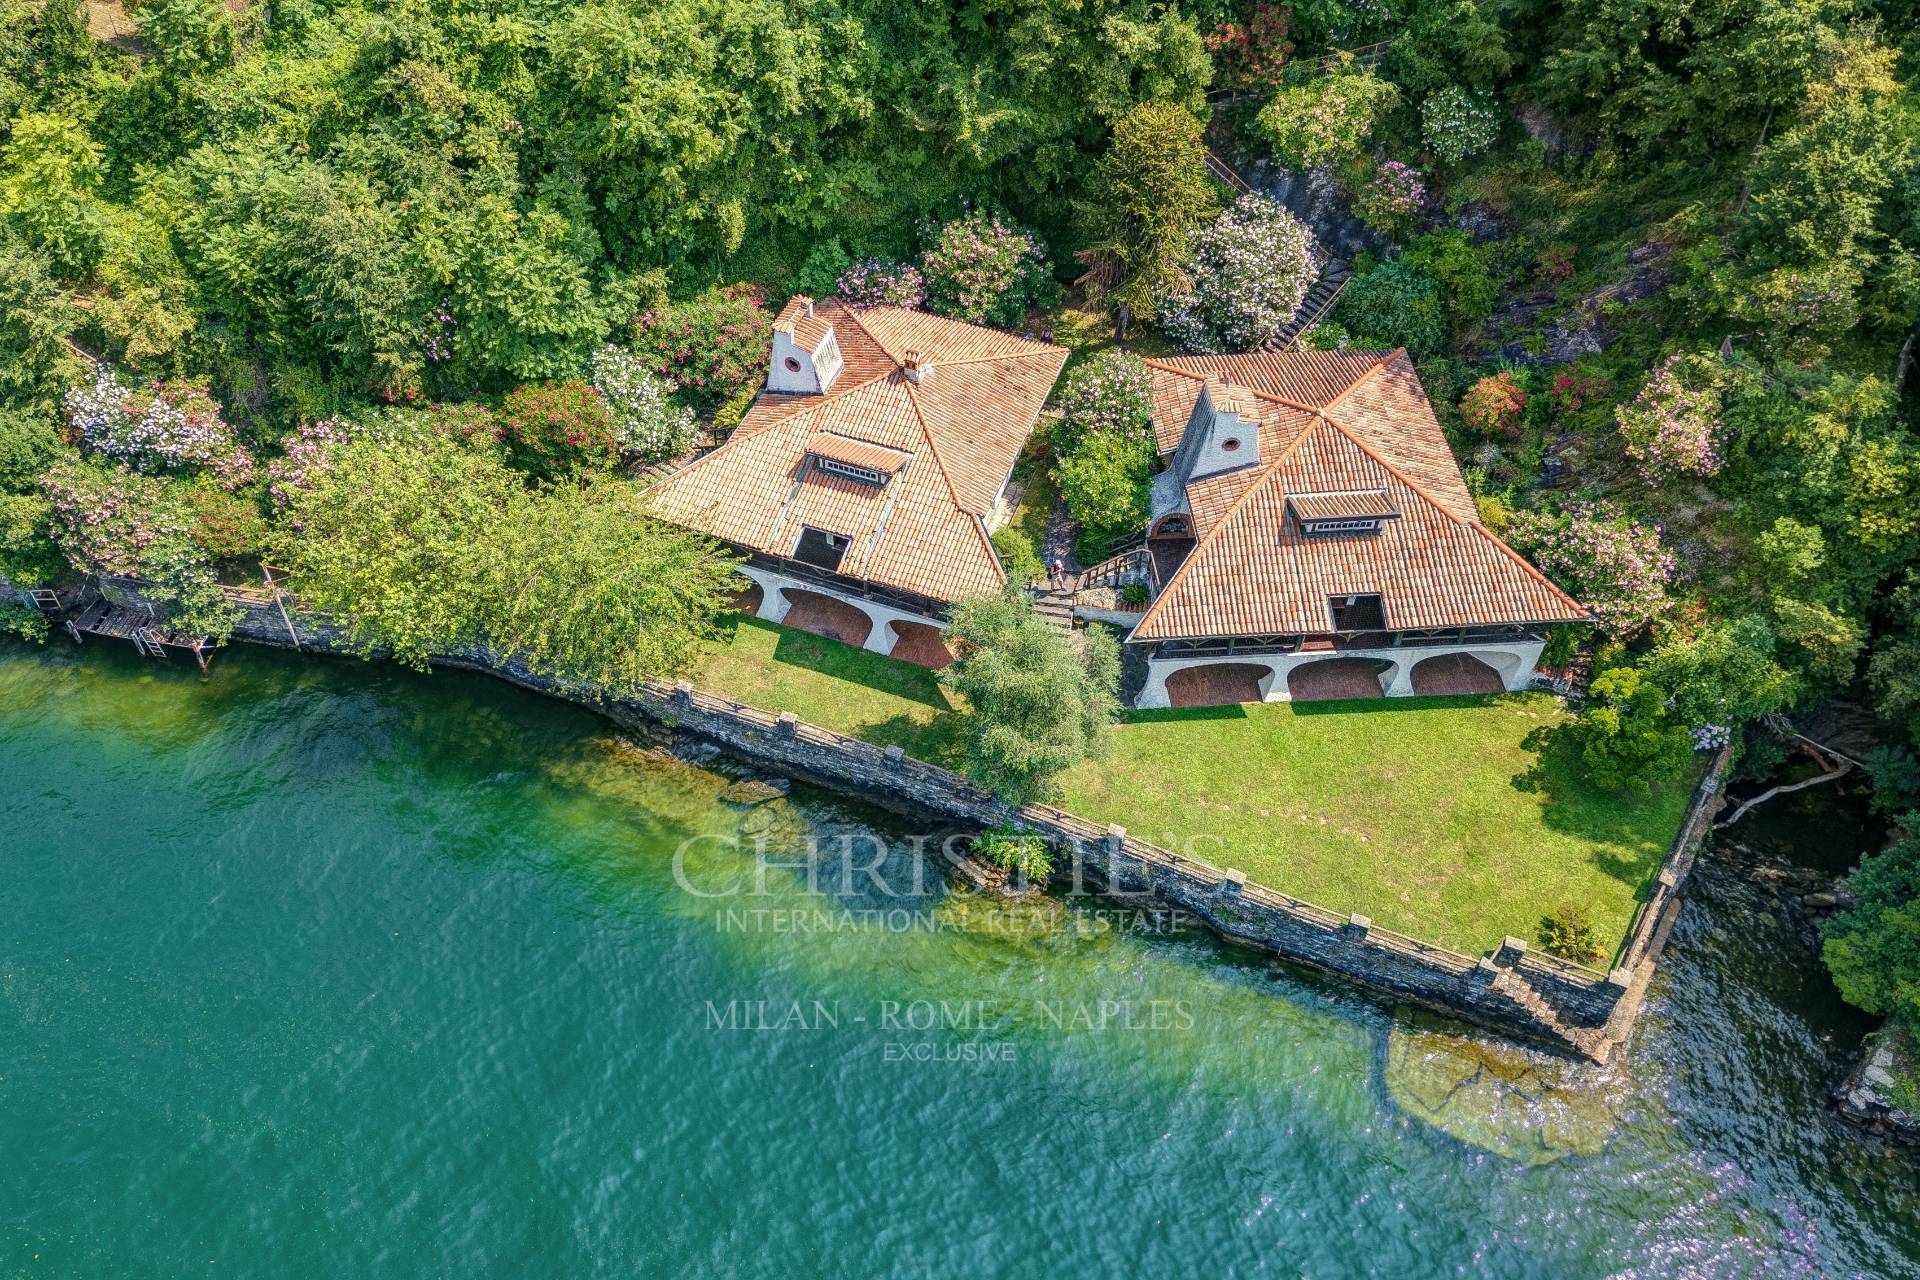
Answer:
[
  {"xmin": 735, "ymin": 564, "xmax": 945, "ymax": 656},
  {"xmin": 767, "ymin": 326, "xmax": 843, "ymax": 395},
  {"xmin": 1133, "ymin": 637, "xmax": 1548, "ymax": 709}
]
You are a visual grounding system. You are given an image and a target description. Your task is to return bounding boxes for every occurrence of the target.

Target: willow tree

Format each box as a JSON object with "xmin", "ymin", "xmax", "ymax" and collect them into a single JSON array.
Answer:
[
  {"xmin": 1077, "ymin": 101, "xmax": 1215, "ymax": 336},
  {"xmin": 274, "ymin": 432, "xmax": 737, "ymax": 695}
]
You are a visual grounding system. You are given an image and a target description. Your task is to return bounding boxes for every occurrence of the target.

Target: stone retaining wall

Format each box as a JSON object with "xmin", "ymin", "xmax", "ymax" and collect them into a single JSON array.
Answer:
[{"xmin": 222, "ymin": 605, "xmax": 1730, "ymax": 1060}]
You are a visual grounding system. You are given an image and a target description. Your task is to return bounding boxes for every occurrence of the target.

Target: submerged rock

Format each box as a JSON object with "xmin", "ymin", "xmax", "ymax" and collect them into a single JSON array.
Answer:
[
  {"xmin": 720, "ymin": 777, "xmax": 791, "ymax": 807},
  {"xmin": 1383, "ymin": 1016, "xmax": 1623, "ymax": 1165}
]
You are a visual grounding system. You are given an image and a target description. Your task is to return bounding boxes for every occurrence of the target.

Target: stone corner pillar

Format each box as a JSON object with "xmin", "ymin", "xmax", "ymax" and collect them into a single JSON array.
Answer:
[
  {"xmin": 1605, "ymin": 967, "xmax": 1634, "ymax": 992},
  {"xmin": 1345, "ymin": 912, "xmax": 1372, "ymax": 939},
  {"xmin": 1219, "ymin": 868, "xmax": 1247, "ymax": 899},
  {"xmin": 883, "ymin": 744, "xmax": 905, "ymax": 764},
  {"xmin": 1494, "ymin": 935, "xmax": 1529, "ymax": 967},
  {"xmin": 777, "ymin": 711, "xmax": 799, "ymax": 739}
]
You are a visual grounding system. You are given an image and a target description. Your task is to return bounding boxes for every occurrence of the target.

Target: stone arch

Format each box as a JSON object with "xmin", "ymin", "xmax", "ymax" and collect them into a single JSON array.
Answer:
[
  {"xmin": 888, "ymin": 619, "xmax": 953, "ymax": 670},
  {"xmin": 1286, "ymin": 656, "xmax": 1393, "ymax": 702},
  {"xmin": 777, "ymin": 588, "xmax": 873, "ymax": 648},
  {"xmin": 1408, "ymin": 652, "xmax": 1506, "ymax": 696},
  {"xmin": 1150, "ymin": 513, "xmax": 1194, "ymax": 539},
  {"xmin": 1164, "ymin": 662, "xmax": 1270, "ymax": 708},
  {"xmin": 731, "ymin": 579, "xmax": 765, "ymax": 617}
]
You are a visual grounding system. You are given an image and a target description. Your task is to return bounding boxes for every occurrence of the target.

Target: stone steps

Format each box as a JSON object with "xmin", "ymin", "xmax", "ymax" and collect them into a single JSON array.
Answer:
[
  {"xmin": 1032, "ymin": 589, "xmax": 1076, "ymax": 633},
  {"xmin": 1491, "ymin": 968, "xmax": 1608, "ymax": 1059},
  {"xmin": 1267, "ymin": 261, "xmax": 1353, "ymax": 351}
]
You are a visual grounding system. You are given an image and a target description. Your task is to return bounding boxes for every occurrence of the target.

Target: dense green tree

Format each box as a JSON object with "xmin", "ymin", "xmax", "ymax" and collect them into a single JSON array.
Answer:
[
  {"xmin": 0, "ymin": 110, "xmax": 103, "ymax": 277},
  {"xmin": 1824, "ymin": 819, "xmax": 1920, "ymax": 1042},
  {"xmin": 1077, "ymin": 100, "xmax": 1215, "ymax": 332},
  {"xmin": 940, "ymin": 591, "xmax": 1121, "ymax": 805},
  {"xmin": 1644, "ymin": 616, "xmax": 1800, "ymax": 728},
  {"xmin": 1566, "ymin": 667, "xmax": 1696, "ymax": 793}
]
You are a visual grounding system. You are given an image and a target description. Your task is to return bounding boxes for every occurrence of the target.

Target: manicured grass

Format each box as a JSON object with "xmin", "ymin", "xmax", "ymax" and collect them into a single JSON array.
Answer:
[
  {"xmin": 687, "ymin": 623, "xmax": 1695, "ymax": 959},
  {"xmin": 692, "ymin": 616, "xmax": 965, "ymax": 765},
  {"xmin": 1055, "ymin": 693, "xmax": 1698, "ymax": 959}
]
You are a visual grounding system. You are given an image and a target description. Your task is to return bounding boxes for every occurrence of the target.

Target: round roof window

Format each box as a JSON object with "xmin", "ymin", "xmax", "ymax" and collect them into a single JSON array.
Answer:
[
  {"xmin": 1220, "ymin": 436, "xmax": 1241, "ymax": 452},
  {"xmin": 783, "ymin": 356, "xmax": 803, "ymax": 373}
]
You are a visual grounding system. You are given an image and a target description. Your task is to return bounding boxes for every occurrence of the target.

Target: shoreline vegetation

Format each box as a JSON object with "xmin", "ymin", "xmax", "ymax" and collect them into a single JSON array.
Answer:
[{"xmin": 3, "ymin": 0, "xmax": 1918, "ymax": 1086}]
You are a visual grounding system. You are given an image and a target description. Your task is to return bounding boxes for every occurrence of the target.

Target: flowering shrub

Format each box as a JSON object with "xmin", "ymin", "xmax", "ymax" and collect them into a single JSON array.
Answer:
[
  {"xmin": 629, "ymin": 283, "xmax": 772, "ymax": 412},
  {"xmin": 1537, "ymin": 242, "xmax": 1578, "ymax": 284},
  {"xmin": 1421, "ymin": 86, "xmax": 1501, "ymax": 164},
  {"xmin": 590, "ymin": 344, "xmax": 697, "ymax": 462},
  {"xmin": 1206, "ymin": 3, "xmax": 1293, "ymax": 88},
  {"xmin": 180, "ymin": 480, "xmax": 269, "ymax": 559},
  {"xmin": 1690, "ymin": 723, "xmax": 1732, "ymax": 751},
  {"xmin": 266, "ymin": 418, "xmax": 357, "ymax": 509},
  {"xmin": 1351, "ymin": 161, "xmax": 1427, "ymax": 233},
  {"xmin": 65, "ymin": 366, "xmax": 254, "ymax": 486},
  {"xmin": 1615, "ymin": 353, "xmax": 1725, "ymax": 480},
  {"xmin": 422, "ymin": 301, "xmax": 457, "ymax": 364},
  {"xmin": 497, "ymin": 381, "xmax": 618, "ymax": 478},
  {"xmin": 1549, "ymin": 365, "xmax": 1612, "ymax": 420},
  {"xmin": 1055, "ymin": 351, "xmax": 1155, "ymax": 449},
  {"xmin": 1459, "ymin": 372, "xmax": 1528, "ymax": 438},
  {"xmin": 40, "ymin": 460, "xmax": 240, "ymax": 640},
  {"xmin": 918, "ymin": 210, "xmax": 1056, "ymax": 328},
  {"xmin": 1508, "ymin": 500, "xmax": 1676, "ymax": 638},
  {"xmin": 1257, "ymin": 62, "xmax": 1398, "ymax": 170},
  {"xmin": 1160, "ymin": 194, "xmax": 1318, "ymax": 352},
  {"xmin": 835, "ymin": 257, "xmax": 925, "ymax": 309}
]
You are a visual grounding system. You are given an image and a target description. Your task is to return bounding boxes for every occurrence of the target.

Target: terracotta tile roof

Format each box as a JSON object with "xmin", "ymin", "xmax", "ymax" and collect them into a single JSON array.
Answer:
[
  {"xmin": 1133, "ymin": 349, "xmax": 1587, "ymax": 642},
  {"xmin": 643, "ymin": 298, "xmax": 1066, "ymax": 605},
  {"xmin": 807, "ymin": 432, "xmax": 912, "ymax": 474},
  {"xmin": 773, "ymin": 295, "xmax": 835, "ymax": 350},
  {"xmin": 1288, "ymin": 489, "xmax": 1398, "ymax": 521}
]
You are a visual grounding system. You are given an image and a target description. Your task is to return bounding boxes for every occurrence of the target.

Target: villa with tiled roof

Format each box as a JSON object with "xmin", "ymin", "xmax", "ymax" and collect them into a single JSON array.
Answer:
[
  {"xmin": 1121, "ymin": 349, "xmax": 1588, "ymax": 709},
  {"xmin": 643, "ymin": 296, "xmax": 1068, "ymax": 668}
]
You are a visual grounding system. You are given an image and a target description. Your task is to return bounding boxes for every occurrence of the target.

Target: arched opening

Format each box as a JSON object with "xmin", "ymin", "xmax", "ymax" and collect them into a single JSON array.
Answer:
[
  {"xmin": 777, "ymin": 589, "xmax": 873, "ymax": 648},
  {"xmin": 1164, "ymin": 662, "xmax": 1269, "ymax": 708},
  {"xmin": 1286, "ymin": 656, "xmax": 1393, "ymax": 702},
  {"xmin": 1148, "ymin": 514, "xmax": 1197, "ymax": 582},
  {"xmin": 1409, "ymin": 652, "xmax": 1506, "ymax": 696},
  {"xmin": 730, "ymin": 580, "xmax": 765, "ymax": 617},
  {"xmin": 888, "ymin": 620, "xmax": 953, "ymax": 670}
]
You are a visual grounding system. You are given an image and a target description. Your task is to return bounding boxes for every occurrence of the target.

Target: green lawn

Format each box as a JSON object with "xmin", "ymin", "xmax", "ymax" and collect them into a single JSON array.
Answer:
[
  {"xmin": 1056, "ymin": 693, "xmax": 1697, "ymax": 960},
  {"xmin": 686, "ymin": 623, "xmax": 1695, "ymax": 960},
  {"xmin": 692, "ymin": 616, "xmax": 965, "ymax": 766}
]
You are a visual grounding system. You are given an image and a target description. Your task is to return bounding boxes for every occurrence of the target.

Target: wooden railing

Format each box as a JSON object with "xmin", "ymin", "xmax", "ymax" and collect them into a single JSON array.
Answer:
[{"xmin": 1204, "ymin": 151, "xmax": 1251, "ymax": 196}]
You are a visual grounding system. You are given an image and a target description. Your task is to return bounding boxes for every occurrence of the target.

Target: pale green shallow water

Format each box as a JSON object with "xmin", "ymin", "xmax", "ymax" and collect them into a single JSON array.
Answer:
[{"xmin": 2, "ymin": 641, "xmax": 1917, "ymax": 1278}]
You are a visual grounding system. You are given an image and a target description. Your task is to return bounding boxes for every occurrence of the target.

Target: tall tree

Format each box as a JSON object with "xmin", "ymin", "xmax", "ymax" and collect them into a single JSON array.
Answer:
[
  {"xmin": 1077, "ymin": 100, "xmax": 1214, "ymax": 335},
  {"xmin": 940, "ymin": 592, "xmax": 1120, "ymax": 805}
]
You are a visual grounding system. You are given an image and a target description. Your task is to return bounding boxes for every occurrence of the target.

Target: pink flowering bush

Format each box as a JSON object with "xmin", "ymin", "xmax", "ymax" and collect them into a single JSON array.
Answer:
[
  {"xmin": 1459, "ymin": 371, "xmax": 1527, "ymax": 438},
  {"xmin": 1615, "ymin": 353, "xmax": 1725, "ymax": 480},
  {"xmin": 1055, "ymin": 352, "xmax": 1156, "ymax": 449},
  {"xmin": 1161, "ymin": 194, "xmax": 1319, "ymax": 352},
  {"xmin": 65, "ymin": 365, "xmax": 255, "ymax": 487},
  {"xmin": 836, "ymin": 257, "xmax": 925, "ymax": 309},
  {"xmin": 1508, "ymin": 500, "xmax": 1676, "ymax": 638},
  {"xmin": 1257, "ymin": 61, "xmax": 1398, "ymax": 169},
  {"xmin": 918, "ymin": 210, "xmax": 1057, "ymax": 328},
  {"xmin": 629, "ymin": 283, "xmax": 772, "ymax": 413},
  {"xmin": 40, "ymin": 460, "xmax": 240, "ymax": 639},
  {"xmin": 267, "ymin": 418, "xmax": 358, "ymax": 509},
  {"xmin": 1351, "ymin": 161, "xmax": 1427, "ymax": 233}
]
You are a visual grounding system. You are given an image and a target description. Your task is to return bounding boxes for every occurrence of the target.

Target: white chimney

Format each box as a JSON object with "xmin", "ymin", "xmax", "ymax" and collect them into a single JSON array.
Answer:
[
  {"xmin": 902, "ymin": 349, "xmax": 928, "ymax": 385},
  {"xmin": 806, "ymin": 298, "xmax": 815, "ymax": 317}
]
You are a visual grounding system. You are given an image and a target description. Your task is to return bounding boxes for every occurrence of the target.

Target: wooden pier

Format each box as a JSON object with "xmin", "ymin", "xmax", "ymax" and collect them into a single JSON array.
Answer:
[{"xmin": 67, "ymin": 596, "xmax": 221, "ymax": 670}]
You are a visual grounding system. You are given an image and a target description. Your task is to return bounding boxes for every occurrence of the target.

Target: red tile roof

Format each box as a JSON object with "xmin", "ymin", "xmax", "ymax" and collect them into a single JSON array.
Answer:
[
  {"xmin": 643, "ymin": 299, "xmax": 1066, "ymax": 604},
  {"xmin": 1132, "ymin": 350, "xmax": 1587, "ymax": 642}
]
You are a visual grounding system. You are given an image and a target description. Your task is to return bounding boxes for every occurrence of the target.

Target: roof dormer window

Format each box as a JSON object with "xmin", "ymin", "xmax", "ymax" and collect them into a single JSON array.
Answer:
[
  {"xmin": 816, "ymin": 457, "xmax": 888, "ymax": 486},
  {"xmin": 1288, "ymin": 489, "xmax": 1398, "ymax": 537}
]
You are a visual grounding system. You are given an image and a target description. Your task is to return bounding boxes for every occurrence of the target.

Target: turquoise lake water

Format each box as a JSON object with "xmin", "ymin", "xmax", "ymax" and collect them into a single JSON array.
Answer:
[{"xmin": 3, "ymin": 640, "xmax": 1918, "ymax": 1277}]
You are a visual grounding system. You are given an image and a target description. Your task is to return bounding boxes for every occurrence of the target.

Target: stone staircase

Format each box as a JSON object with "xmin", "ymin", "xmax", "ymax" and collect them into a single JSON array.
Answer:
[
  {"xmin": 1032, "ymin": 586, "xmax": 1076, "ymax": 634},
  {"xmin": 1491, "ymin": 967, "xmax": 1607, "ymax": 1059},
  {"xmin": 1267, "ymin": 256, "xmax": 1353, "ymax": 351}
]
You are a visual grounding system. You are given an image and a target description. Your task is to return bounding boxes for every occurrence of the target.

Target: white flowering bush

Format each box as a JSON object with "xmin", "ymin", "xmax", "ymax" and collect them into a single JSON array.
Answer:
[
  {"xmin": 1615, "ymin": 353, "xmax": 1726, "ymax": 481},
  {"xmin": 65, "ymin": 365, "xmax": 255, "ymax": 487},
  {"xmin": 591, "ymin": 344, "xmax": 698, "ymax": 462},
  {"xmin": 1257, "ymin": 62, "xmax": 1398, "ymax": 170},
  {"xmin": 1159, "ymin": 194, "xmax": 1319, "ymax": 353},
  {"xmin": 1351, "ymin": 161, "xmax": 1427, "ymax": 233},
  {"xmin": 836, "ymin": 257, "xmax": 925, "ymax": 309},
  {"xmin": 1421, "ymin": 87, "xmax": 1501, "ymax": 164},
  {"xmin": 1056, "ymin": 352, "xmax": 1156, "ymax": 450}
]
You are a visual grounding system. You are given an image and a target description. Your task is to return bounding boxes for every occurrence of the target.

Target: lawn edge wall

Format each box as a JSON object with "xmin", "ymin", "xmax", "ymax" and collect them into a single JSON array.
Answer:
[{"xmin": 220, "ymin": 603, "xmax": 1729, "ymax": 1063}]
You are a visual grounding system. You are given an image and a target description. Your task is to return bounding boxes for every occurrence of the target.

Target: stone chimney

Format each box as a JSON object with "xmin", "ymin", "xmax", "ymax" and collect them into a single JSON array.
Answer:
[{"xmin": 902, "ymin": 349, "xmax": 929, "ymax": 385}]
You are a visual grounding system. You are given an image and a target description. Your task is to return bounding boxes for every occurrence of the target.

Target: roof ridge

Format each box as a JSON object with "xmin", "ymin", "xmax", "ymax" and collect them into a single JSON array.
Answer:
[
  {"xmin": 1320, "ymin": 348, "xmax": 1400, "ymax": 413},
  {"xmin": 900, "ymin": 375, "xmax": 1007, "ymax": 587},
  {"xmin": 1137, "ymin": 354, "xmax": 1345, "ymax": 416},
  {"xmin": 1130, "ymin": 413, "xmax": 1323, "ymax": 638}
]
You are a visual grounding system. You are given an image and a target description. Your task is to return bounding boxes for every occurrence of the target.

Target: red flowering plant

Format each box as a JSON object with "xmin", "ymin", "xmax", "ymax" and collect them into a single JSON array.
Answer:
[
  {"xmin": 1537, "ymin": 242, "xmax": 1577, "ymax": 285},
  {"xmin": 1458, "ymin": 371, "xmax": 1528, "ymax": 438},
  {"xmin": 497, "ymin": 381, "xmax": 618, "ymax": 479},
  {"xmin": 629, "ymin": 283, "xmax": 772, "ymax": 414},
  {"xmin": 1548, "ymin": 364, "xmax": 1612, "ymax": 422},
  {"xmin": 1207, "ymin": 3, "xmax": 1294, "ymax": 89}
]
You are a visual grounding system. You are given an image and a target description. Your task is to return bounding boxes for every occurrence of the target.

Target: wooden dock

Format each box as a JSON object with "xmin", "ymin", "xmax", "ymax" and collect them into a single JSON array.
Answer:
[{"xmin": 68, "ymin": 598, "xmax": 220, "ymax": 670}]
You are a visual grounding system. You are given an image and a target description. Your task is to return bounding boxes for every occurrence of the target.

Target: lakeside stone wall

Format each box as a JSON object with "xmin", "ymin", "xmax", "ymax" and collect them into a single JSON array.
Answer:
[{"xmin": 222, "ymin": 604, "xmax": 1730, "ymax": 1061}]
